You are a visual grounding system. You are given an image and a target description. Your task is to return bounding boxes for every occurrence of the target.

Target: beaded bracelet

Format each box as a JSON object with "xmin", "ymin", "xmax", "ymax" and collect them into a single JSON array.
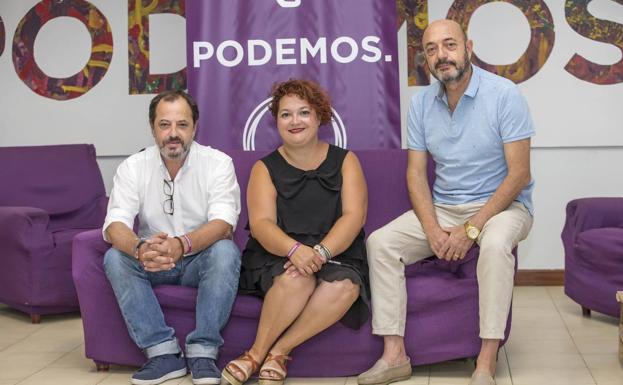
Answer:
[
  {"xmin": 182, "ymin": 234, "xmax": 192, "ymax": 254},
  {"xmin": 174, "ymin": 236, "xmax": 186, "ymax": 259},
  {"xmin": 286, "ymin": 241, "xmax": 301, "ymax": 258}
]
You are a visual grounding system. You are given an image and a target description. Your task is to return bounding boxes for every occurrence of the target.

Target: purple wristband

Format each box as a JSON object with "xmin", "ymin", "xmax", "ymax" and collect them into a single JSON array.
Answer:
[{"xmin": 286, "ymin": 241, "xmax": 301, "ymax": 258}]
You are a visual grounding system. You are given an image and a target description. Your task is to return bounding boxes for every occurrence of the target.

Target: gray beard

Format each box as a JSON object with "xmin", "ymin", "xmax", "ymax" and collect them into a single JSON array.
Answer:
[
  {"xmin": 431, "ymin": 51, "xmax": 471, "ymax": 85},
  {"xmin": 160, "ymin": 142, "xmax": 190, "ymax": 161}
]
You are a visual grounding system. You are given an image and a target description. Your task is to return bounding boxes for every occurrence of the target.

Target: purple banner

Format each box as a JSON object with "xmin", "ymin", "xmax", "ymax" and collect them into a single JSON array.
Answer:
[{"xmin": 186, "ymin": 0, "xmax": 401, "ymax": 151}]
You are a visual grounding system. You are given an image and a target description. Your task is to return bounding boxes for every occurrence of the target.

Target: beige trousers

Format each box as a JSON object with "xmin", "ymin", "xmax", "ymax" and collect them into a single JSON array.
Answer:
[{"xmin": 367, "ymin": 201, "xmax": 533, "ymax": 339}]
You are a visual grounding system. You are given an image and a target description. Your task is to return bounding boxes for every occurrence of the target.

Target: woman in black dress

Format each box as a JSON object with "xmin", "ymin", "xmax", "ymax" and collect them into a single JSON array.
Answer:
[{"xmin": 221, "ymin": 79, "xmax": 369, "ymax": 385}]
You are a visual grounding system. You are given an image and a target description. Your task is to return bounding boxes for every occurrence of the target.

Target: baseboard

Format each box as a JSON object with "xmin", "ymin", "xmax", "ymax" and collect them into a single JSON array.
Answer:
[{"xmin": 515, "ymin": 269, "xmax": 564, "ymax": 286}]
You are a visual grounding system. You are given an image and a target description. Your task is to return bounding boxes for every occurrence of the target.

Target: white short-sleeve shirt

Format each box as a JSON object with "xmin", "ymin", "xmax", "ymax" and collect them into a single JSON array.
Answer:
[{"xmin": 103, "ymin": 141, "xmax": 241, "ymax": 242}]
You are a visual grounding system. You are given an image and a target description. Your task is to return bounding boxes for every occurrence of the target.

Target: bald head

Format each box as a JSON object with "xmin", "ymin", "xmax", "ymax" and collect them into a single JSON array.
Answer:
[{"xmin": 423, "ymin": 19, "xmax": 467, "ymax": 45}]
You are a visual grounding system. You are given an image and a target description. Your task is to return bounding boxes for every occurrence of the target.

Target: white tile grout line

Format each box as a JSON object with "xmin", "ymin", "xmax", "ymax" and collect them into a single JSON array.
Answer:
[
  {"xmin": 502, "ymin": 345, "xmax": 513, "ymax": 385},
  {"xmin": 546, "ymin": 286, "xmax": 598, "ymax": 385}
]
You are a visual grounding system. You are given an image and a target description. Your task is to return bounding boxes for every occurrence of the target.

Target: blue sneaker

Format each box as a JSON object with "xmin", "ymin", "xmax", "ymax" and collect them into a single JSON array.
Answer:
[
  {"xmin": 131, "ymin": 353, "xmax": 187, "ymax": 385},
  {"xmin": 187, "ymin": 357, "xmax": 220, "ymax": 385}
]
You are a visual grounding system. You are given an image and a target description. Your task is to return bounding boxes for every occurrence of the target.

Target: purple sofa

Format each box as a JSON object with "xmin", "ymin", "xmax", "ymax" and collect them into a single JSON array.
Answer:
[
  {"xmin": 72, "ymin": 149, "xmax": 512, "ymax": 376},
  {"xmin": 0, "ymin": 144, "xmax": 107, "ymax": 323},
  {"xmin": 562, "ymin": 197, "xmax": 623, "ymax": 317}
]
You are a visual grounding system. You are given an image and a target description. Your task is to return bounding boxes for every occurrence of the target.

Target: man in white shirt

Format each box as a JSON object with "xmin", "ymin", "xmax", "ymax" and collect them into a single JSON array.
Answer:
[{"xmin": 103, "ymin": 90, "xmax": 241, "ymax": 385}]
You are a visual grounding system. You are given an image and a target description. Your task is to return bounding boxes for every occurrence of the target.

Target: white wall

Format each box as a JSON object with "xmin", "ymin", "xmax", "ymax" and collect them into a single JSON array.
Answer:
[{"xmin": 521, "ymin": 148, "xmax": 623, "ymax": 269}]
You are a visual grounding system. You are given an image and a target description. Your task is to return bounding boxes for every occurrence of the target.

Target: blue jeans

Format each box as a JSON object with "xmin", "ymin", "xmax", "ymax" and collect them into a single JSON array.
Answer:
[{"xmin": 103, "ymin": 239, "xmax": 241, "ymax": 360}]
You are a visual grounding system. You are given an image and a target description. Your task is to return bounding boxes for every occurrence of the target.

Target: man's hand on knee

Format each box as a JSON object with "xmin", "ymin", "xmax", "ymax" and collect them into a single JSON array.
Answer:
[
  {"xmin": 426, "ymin": 226, "xmax": 450, "ymax": 259},
  {"xmin": 440, "ymin": 225, "xmax": 473, "ymax": 261}
]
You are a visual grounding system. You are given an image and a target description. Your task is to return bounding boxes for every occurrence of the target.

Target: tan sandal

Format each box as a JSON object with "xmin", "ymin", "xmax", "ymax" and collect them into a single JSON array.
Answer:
[
  {"xmin": 221, "ymin": 351, "xmax": 260, "ymax": 385},
  {"xmin": 258, "ymin": 352, "xmax": 291, "ymax": 385}
]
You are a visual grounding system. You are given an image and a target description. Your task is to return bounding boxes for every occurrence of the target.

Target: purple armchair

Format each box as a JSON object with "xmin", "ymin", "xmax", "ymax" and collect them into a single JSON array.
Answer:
[
  {"xmin": 563, "ymin": 197, "xmax": 623, "ymax": 317},
  {"xmin": 0, "ymin": 144, "xmax": 107, "ymax": 323},
  {"xmin": 72, "ymin": 149, "xmax": 512, "ymax": 376}
]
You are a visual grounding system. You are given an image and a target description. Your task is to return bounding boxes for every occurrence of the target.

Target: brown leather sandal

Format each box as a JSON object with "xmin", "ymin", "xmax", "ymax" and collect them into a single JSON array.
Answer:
[
  {"xmin": 258, "ymin": 352, "xmax": 292, "ymax": 385},
  {"xmin": 221, "ymin": 351, "xmax": 260, "ymax": 385}
]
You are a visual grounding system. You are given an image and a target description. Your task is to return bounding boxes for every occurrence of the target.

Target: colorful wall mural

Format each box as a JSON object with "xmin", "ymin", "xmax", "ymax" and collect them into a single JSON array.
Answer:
[
  {"xmin": 3, "ymin": 0, "xmax": 622, "ymax": 100},
  {"xmin": 397, "ymin": 0, "xmax": 555, "ymax": 85},
  {"xmin": 447, "ymin": 0, "xmax": 555, "ymax": 84},
  {"xmin": 396, "ymin": 0, "xmax": 430, "ymax": 86},
  {"xmin": 565, "ymin": 0, "xmax": 623, "ymax": 85},
  {"xmin": 12, "ymin": 0, "xmax": 113, "ymax": 100},
  {"xmin": 128, "ymin": 0, "xmax": 186, "ymax": 94}
]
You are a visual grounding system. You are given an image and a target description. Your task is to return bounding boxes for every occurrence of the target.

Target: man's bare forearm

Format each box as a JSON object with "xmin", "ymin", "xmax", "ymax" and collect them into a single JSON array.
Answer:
[
  {"xmin": 105, "ymin": 222, "xmax": 140, "ymax": 256},
  {"xmin": 407, "ymin": 151, "xmax": 440, "ymax": 235},
  {"xmin": 469, "ymin": 139, "xmax": 531, "ymax": 229},
  {"xmin": 468, "ymin": 172, "xmax": 530, "ymax": 230},
  {"xmin": 184, "ymin": 219, "xmax": 233, "ymax": 254}
]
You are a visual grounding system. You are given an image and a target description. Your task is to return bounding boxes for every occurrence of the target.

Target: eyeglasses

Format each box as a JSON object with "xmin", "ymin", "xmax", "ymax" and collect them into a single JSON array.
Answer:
[{"xmin": 163, "ymin": 179, "xmax": 174, "ymax": 215}]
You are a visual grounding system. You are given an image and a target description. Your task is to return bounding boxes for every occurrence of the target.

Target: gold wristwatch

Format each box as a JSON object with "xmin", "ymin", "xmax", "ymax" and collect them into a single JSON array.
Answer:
[{"xmin": 464, "ymin": 222, "xmax": 480, "ymax": 241}]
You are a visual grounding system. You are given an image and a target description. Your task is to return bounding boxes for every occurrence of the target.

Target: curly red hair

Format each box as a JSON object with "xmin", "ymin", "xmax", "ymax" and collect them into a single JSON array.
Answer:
[{"xmin": 269, "ymin": 79, "xmax": 333, "ymax": 126}]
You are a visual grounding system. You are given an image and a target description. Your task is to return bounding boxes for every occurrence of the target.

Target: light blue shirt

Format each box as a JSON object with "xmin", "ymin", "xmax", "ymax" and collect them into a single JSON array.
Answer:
[{"xmin": 407, "ymin": 65, "xmax": 535, "ymax": 214}]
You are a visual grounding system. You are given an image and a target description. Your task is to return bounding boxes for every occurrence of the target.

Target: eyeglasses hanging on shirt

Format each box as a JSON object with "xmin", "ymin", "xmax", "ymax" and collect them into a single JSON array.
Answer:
[{"xmin": 163, "ymin": 179, "xmax": 174, "ymax": 215}]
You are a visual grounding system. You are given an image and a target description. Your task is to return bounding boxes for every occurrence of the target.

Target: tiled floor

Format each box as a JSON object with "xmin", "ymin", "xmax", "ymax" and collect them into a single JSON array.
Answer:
[{"xmin": 0, "ymin": 286, "xmax": 621, "ymax": 384}]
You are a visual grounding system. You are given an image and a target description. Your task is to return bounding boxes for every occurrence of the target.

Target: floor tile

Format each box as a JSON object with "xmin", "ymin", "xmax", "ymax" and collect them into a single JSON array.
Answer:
[
  {"xmin": 0, "ymin": 328, "xmax": 36, "ymax": 351},
  {"xmin": 99, "ymin": 372, "xmax": 188, "ymax": 384},
  {"xmin": 508, "ymin": 352, "xmax": 596, "ymax": 385},
  {"xmin": 582, "ymin": 354, "xmax": 623, "ymax": 384},
  {"xmin": 564, "ymin": 316, "xmax": 618, "ymax": 340},
  {"xmin": 505, "ymin": 336, "xmax": 579, "ymax": 355},
  {"xmin": 17, "ymin": 367, "xmax": 110, "ymax": 385},
  {"xmin": 48, "ymin": 344, "xmax": 94, "ymax": 369},
  {"xmin": 0, "ymin": 328, "xmax": 83, "ymax": 354},
  {"xmin": 0, "ymin": 351, "xmax": 65, "ymax": 381},
  {"xmin": 287, "ymin": 378, "xmax": 347, "ymax": 384},
  {"xmin": 513, "ymin": 287, "xmax": 556, "ymax": 308},
  {"xmin": 573, "ymin": 336, "xmax": 619, "ymax": 355},
  {"xmin": 508, "ymin": 306, "xmax": 572, "ymax": 341}
]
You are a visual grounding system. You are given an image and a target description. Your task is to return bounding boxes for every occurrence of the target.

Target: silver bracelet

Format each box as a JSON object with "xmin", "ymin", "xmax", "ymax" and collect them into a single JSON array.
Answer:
[{"xmin": 313, "ymin": 243, "xmax": 333, "ymax": 261}]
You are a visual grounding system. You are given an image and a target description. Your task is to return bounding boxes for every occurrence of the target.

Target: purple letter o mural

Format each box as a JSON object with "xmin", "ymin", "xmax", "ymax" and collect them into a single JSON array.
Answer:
[{"xmin": 12, "ymin": 0, "xmax": 113, "ymax": 100}]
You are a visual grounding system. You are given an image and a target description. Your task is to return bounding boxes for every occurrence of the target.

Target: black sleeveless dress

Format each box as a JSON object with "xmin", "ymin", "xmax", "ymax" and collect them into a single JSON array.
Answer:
[{"xmin": 239, "ymin": 144, "xmax": 370, "ymax": 329}]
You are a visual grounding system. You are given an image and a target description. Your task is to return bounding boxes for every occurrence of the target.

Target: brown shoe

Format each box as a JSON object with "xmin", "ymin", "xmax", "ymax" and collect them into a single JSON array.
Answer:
[
  {"xmin": 357, "ymin": 358, "xmax": 412, "ymax": 385},
  {"xmin": 469, "ymin": 371, "xmax": 496, "ymax": 385}
]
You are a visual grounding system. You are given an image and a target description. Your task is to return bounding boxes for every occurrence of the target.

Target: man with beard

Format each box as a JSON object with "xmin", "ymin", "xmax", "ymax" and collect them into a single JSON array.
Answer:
[
  {"xmin": 358, "ymin": 20, "xmax": 534, "ymax": 385},
  {"xmin": 103, "ymin": 90, "xmax": 241, "ymax": 385}
]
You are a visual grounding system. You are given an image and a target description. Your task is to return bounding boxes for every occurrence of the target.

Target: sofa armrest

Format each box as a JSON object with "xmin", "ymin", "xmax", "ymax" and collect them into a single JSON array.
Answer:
[
  {"xmin": 562, "ymin": 197, "xmax": 623, "ymax": 251},
  {"xmin": 72, "ymin": 228, "xmax": 112, "ymax": 307},
  {"xmin": 72, "ymin": 228, "xmax": 110, "ymax": 261},
  {"xmin": 566, "ymin": 198, "xmax": 623, "ymax": 230},
  {"xmin": 564, "ymin": 197, "xmax": 623, "ymax": 232},
  {"xmin": 0, "ymin": 206, "xmax": 53, "ymax": 252},
  {"xmin": 0, "ymin": 207, "xmax": 55, "ymax": 304}
]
